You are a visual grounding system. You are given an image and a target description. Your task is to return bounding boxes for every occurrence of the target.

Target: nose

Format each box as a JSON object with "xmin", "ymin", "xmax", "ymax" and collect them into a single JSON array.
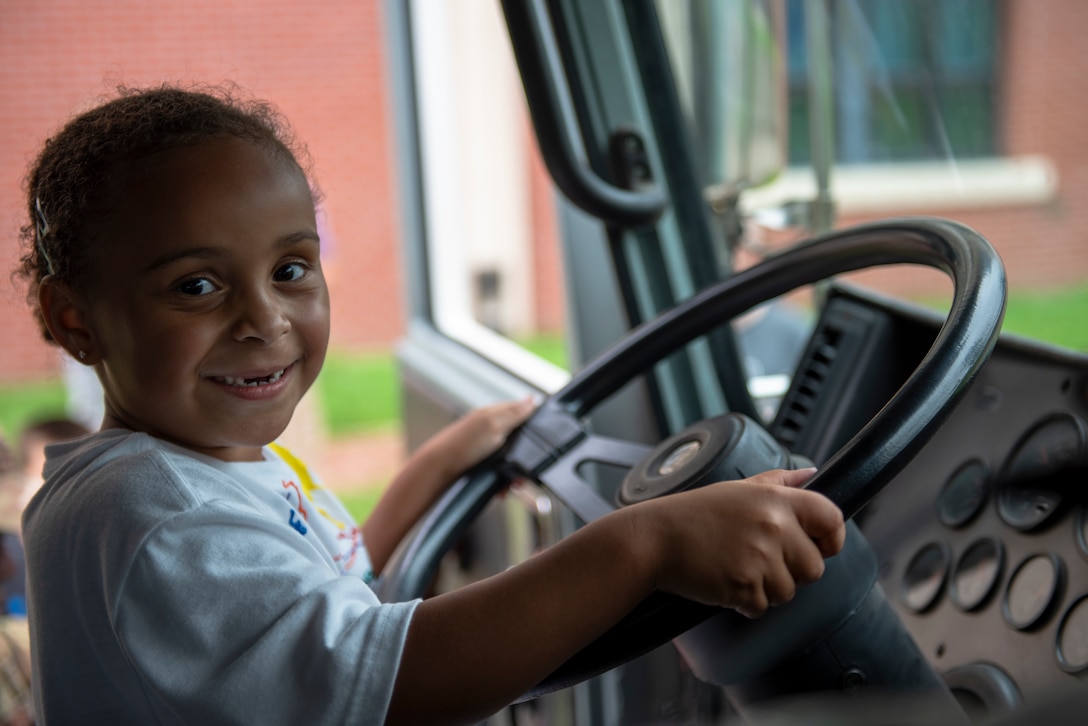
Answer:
[{"xmin": 231, "ymin": 285, "xmax": 291, "ymax": 343}]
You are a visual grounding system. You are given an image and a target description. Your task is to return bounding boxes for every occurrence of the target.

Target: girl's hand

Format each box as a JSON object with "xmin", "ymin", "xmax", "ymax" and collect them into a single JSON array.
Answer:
[
  {"xmin": 390, "ymin": 467, "xmax": 844, "ymax": 722},
  {"xmin": 363, "ymin": 396, "xmax": 536, "ymax": 575},
  {"xmin": 635, "ymin": 468, "xmax": 846, "ymax": 619},
  {"xmin": 419, "ymin": 396, "xmax": 537, "ymax": 482}
]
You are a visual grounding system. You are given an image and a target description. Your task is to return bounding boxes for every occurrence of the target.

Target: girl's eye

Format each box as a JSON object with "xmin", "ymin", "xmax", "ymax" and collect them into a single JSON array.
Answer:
[
  {"xmin": 177, "ymin": 277, "xmax": 217, "ymax": 296},
  {"xmin": 274, "ymin": 262, "xmax": 307, "ymax": 282}
]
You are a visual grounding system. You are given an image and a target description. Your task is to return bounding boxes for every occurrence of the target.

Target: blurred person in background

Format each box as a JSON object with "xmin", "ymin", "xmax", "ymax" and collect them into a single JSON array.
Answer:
[{"xmin": 0, "ymin": 436, "xmax": 31, "ymax": 726}]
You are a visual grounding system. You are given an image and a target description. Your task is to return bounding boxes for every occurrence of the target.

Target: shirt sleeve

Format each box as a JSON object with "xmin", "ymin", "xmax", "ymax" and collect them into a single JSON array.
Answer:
[{"xmin": 113, "ymin": 497, "xmax": 418, "ymax": 726}]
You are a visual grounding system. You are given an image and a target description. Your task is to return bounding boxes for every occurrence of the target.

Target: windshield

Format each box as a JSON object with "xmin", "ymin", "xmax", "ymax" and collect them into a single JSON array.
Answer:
[{"xmin": 656, "ymin": 0, "xmax": 1078, "ymax": 351}]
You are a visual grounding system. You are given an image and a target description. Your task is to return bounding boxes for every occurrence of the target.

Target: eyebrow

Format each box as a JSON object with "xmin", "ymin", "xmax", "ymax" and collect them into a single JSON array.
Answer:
[{"xmin": 143, "ymin": 231, "xmax": 320, "ymax": 272}]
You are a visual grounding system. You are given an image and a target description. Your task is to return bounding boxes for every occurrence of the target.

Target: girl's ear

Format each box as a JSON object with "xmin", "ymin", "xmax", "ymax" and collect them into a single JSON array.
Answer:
[{"xmin": 38, "ymin": 276, "xmax": 100, "ymax": 365}]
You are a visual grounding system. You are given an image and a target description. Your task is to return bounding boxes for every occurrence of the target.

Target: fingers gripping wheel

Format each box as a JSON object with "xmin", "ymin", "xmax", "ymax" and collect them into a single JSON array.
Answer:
[{"xmin": 379, "ymin": 217, "xmax": 1006, "ymax": 699}]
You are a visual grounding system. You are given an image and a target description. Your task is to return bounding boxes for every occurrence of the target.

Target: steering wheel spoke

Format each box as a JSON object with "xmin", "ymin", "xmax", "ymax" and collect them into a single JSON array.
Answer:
[{"xmin": 536, "ymin": 434, "xmax": 654, "ymax": 523}]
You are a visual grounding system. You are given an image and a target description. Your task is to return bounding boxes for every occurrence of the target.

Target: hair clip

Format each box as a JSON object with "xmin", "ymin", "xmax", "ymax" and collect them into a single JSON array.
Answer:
[{"xmin": 34, "ymin": 197, "xmax": 56, "ymax": 275}]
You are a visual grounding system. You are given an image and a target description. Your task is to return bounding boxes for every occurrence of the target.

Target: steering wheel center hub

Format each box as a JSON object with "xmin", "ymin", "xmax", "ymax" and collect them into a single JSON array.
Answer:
[{"xmin": 619, "ymin": 413, "xmax": 809, "ymax": 506}]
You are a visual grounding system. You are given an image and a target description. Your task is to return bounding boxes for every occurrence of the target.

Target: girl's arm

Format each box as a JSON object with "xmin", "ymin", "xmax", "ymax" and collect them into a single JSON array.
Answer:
[
  {"xmin": 386, "ymin": 468, "xmax": 846, "ymax": 725},
  {"xmin": 362, "ymin": 398, "xmax": 535, "ymax": 574}
]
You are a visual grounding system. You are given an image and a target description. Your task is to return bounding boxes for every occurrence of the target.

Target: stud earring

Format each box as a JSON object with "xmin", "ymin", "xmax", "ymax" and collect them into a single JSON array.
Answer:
[{"xmin": 78, "ymin": 350, "xmax": 86, "ymax": 361}]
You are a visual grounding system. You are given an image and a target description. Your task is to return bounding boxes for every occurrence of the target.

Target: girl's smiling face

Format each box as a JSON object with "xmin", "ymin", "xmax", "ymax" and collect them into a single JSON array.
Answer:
[{"xmin": 80, "ymin": 136, "xmax": 329, "ymax": 461}]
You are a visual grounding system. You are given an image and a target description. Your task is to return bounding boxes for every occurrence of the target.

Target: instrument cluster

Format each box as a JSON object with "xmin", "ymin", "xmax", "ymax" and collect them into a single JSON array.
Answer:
[{"xmin": 858, "ymin": 329, "xmax": 1088, "ymax": 710}]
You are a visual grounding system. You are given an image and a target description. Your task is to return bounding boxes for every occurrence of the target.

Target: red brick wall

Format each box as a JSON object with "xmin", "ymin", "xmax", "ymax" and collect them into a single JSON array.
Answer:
[
  {"xmin": 528, "ymin": 130, "xmax": 566, "ymax": 333},
  {"xmin": 0, "ymin": 0, "xmax": 402, "ymax": 381},
  {"xmin": 998, "ymin": 0, "xmax": 1088, "ymax": 287}
]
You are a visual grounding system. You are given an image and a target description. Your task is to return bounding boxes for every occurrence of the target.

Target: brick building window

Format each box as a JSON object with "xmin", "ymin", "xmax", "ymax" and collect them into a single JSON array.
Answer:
[{"xmin": 787, "ymin": 0, "xmax": 1001, "ymax": 165}]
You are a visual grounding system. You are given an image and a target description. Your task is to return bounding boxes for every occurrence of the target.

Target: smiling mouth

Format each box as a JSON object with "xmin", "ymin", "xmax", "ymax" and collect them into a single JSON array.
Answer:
[{"xmin": 212, "ymin": 367, "xmax": 288, "ymax": 388}]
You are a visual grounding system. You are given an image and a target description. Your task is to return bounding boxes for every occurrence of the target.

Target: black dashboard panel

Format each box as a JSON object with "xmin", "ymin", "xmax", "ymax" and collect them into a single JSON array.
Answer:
[{"xmin": 797, "ymin": 285, "xmax": 1088, "ymax": 710}]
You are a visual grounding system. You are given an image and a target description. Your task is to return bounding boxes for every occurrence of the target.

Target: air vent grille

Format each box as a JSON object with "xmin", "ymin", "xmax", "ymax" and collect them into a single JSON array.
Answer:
[{"xmin": 775, "ymin": 325, "xmax": 842, "ymax": 447}]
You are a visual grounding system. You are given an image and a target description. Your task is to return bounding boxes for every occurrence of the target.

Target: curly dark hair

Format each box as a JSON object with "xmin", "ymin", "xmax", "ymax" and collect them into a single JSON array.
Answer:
[{"xmin": 15, "ymin": 83, "xmax": 317, "ymax": 342}]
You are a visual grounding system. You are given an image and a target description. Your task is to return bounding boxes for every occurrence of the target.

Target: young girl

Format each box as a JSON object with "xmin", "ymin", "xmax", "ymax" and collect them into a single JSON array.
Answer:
[{"xmin": 16, "ymin": 85, "xmax": 845, "ymax": 725}]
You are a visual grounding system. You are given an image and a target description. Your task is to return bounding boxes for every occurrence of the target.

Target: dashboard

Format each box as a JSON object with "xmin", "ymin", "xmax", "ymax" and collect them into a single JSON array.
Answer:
[{"xmin": 781, "ymin": 285, "xmax": 1088, "ymax": 715}]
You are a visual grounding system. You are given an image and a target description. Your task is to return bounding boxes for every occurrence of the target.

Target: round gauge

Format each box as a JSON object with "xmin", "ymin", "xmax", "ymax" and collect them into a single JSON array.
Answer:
[
  {"xmin": 901, "ymin": 541, "xmax": 950, "ymax": 613},
  {"xmin": 950, "ymin": 537, "xmax": 1004, "ymax": 611},
  {"xmin": 938, "ymin": 459, "xmax": 990, "ymax": 528},
  {"xmin": 1056, "ymin": 595, "xmax": 1088, "ymax": 673},
  {"xmin": 997, "ymin": 414, "xmax": 1086, "ymax": 532},
  {"xmin": 1003, "ymin": 553, "xmax": 1065, "ymax": 631}
]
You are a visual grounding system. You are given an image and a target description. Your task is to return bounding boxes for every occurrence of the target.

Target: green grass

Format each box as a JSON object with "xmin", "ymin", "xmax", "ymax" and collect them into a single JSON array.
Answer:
[
  {"xmin": 0, "ymin": 380, "xmax": 68, "ymax": 442},
  {"xmin": 313, "ymin": 339, "xmax": 570, "ymax": 438},
  {"xmin": 514, "ymin": 332, "xmax": 569, "ymax": 369},
  {"xmin": 314, "ymin": 351, "xmax": 401, "ymax": 437},
  {"xmin": 1000, "ymin": 286, "xmax": 1088, "ymax": 352},
  {"xmin": 917, "ymin": 283, "xmax": 1088, "ymax": 352}
]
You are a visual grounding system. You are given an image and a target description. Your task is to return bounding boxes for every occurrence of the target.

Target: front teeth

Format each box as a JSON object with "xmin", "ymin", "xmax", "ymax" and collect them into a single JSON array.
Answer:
[{"xmin": 216, "ymin": 368, "xmax": 286, "ymax": 387}]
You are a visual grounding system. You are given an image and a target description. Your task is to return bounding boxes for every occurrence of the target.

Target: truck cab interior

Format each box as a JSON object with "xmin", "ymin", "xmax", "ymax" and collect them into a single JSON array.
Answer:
[{"xmin": 376, "ymin": 1, "xmax": 1088, "ymax": 723}]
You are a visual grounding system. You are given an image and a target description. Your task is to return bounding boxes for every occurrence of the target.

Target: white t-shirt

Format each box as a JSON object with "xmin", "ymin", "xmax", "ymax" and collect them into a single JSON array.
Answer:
[{"xmin": 22, "ymin": 429, "xmax": 418, "ymax": 725}]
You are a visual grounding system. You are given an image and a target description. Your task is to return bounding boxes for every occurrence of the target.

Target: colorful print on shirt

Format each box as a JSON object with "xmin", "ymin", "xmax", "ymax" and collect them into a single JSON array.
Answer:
[{"xmin": 268, "ymin": 443, "xmax": 375, "ymax": 583}]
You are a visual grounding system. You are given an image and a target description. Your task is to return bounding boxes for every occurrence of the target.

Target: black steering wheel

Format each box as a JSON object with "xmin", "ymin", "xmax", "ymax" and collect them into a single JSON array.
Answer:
[{"xmin": 377, "ymin": 217, "xmax": 1006, "ymax": 698}]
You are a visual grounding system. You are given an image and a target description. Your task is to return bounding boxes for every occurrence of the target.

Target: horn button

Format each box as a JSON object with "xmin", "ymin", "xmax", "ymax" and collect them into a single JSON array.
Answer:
[{"xmin": 619, "ymin": 413, "xmax": 812, "ymax": 506}]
